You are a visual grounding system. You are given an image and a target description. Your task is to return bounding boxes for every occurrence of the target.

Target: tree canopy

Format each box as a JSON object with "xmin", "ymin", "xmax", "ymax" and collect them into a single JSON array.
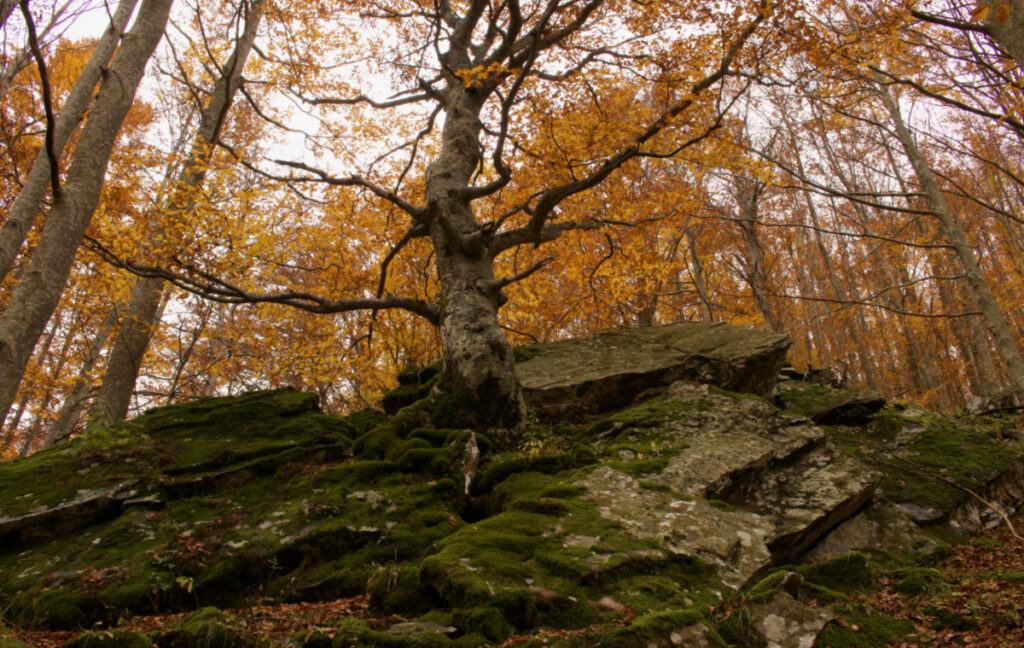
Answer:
[{"xmin": 1, "ymin": 0, "xmax": 1023, "ymax": 455}]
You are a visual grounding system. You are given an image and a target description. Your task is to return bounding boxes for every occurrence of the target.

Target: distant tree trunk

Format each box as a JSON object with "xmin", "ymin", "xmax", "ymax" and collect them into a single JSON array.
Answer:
[
  {"xmin": 0, "ymin": 0, "xmax": 140, "ymax": 281},
  {"xmin": 685, "ymin": 229, "xmax": 714, "ymax": 323},
  {"xmin": 92, "ymin": 0, "xmax": 263, "ymax": 425},
  {"xmin": 797, "ymin": 119, "xmax": 884, "ymax": 391},
  {"xmin": 876, "ymin": 78, "xmax": 1024, "ymax": 395},
  {"xmin": 730, "ymin": 173, "xmax": 781, "ymax": 332},
  {"xmin": 42, "ymin": 306, "xmax": 119, "ymax": 448},
  {"xmin": 0, "ymin": 0, "xmax": 173, "ymax": 427}
]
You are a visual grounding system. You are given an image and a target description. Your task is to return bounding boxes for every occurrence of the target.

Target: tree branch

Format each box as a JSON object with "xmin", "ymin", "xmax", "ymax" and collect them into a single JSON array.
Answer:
[
  {"xmin": 84, "ymin": 236, "xmax": 439, "ymax": 324},
  {"xmin": 20, "ymin": 0, "xmax": 60, "ymax": 199}
]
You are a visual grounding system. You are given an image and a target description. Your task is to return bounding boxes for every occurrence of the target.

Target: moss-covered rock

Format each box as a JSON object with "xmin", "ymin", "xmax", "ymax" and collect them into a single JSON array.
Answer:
[
  {"xmin": 64, "ymin": 630, "xmax": 156, "ymax": 648},
  {"xmin": 159, "ymin": 607, "xmax": 252, "ymax": 648},
  {"xmin": 3, "ymin": 322, "xmax": 1024, "ymax": 648}
]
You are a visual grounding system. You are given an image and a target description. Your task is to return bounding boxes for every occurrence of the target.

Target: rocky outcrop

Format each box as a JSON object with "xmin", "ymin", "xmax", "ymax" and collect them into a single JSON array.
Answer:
[
  {"xmin": 0, "ymin": 323, "xmax": 1022, "ymax": 648},
  {"xmin": 515, "ymin": 322, "xmax": 790, "ymax": 418}
]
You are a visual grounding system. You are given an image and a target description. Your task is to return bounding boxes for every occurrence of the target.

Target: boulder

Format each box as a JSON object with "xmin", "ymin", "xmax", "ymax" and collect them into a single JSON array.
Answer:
[
  {"xmin": 748, "ymin": 591, "xmax": 835, "ymax": 648},
  {"xmin": 516, "ymin": 322, "xmax": 790, "ymax": 418}
]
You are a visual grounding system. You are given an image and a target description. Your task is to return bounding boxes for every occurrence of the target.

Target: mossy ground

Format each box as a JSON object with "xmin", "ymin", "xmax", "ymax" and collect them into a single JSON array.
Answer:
[{"xmin": 2, "ymin": 380, "xmax": 1022, "ymax": 647}]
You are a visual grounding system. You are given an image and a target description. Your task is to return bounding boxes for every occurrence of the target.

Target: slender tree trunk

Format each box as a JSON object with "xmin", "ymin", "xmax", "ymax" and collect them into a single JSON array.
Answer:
[
  {"xmin": 0, "ymin": 0, "xmax": 139, "ymax": 281},
  {"xmin": 685, "ymin": 229, "xmax": 714, "ymax": 323},
  {"xmin": 93, "ymin": 0, "xmax": 263, "ymax": 424},
  {"xmin": 876, "ymin": 78, "xmax": 1024, "ymax": 394},
  {"xmin": 0, "ymin": 0, "xmax": 173, "ymax": 426},
  {"xmin": 42, "ymin": 306, "xmax": 119, "ymax": 448},
  {"xmin": 731, "ymin": 173, "xmax": 781, "ymax": 332}
]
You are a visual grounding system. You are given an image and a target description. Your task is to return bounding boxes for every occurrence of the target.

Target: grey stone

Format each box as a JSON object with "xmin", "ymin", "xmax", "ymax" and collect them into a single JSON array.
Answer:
[
  {"xmin": 516, "ymin": 322, "xmax": 790, "ymax": 418},
  {"xmin": 805, "ymin": 505, "xmax": 940, "ymax": 563},
  {"xmin": 748, "ymin": 591, "xmax": 835, "ymax": 648}
]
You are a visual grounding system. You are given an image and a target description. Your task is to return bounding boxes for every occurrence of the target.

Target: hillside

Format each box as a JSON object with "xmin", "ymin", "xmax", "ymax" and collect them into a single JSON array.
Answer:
[{"xmin": 2, "ymin": 323, "xmax": 1023, "ymax": 648}]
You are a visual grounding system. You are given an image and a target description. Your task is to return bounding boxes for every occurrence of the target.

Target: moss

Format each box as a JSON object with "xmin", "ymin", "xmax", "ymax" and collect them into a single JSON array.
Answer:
[
  {"xmin": 596, "ymin": 609, "xmax": 722, "ymax": 648},
  {"xmin": 987, "ymin": 569, "xmax": 1024, "ymax": 584},
  {"xmin": 891, "ymin": 567, "xmax": 945, "ymax": 595},
  {"xmin": 816, "ymin": 607, "xmax": 914, "ymax": 648},
  {"xmin": 162, "ymin": 607, "xmax": 251, "ymax": 648},
  {"xmin": 473, "ymin": 449, "xmax": 596, "ymax": 495},
  {"xmin": 584, "ymin": 396, "xmax": 705, "ymax": 438},
  {"xmin": 368, "ymin": 565, "xmax": 440, "ymax": 615},
  {"xmin": 833, "ymin": 410, "xmax": 1021, "ymax": 517},
  {"xmin": 64, "ymin": 631, "xmax": 155, "ymax": 648},
  {"xmin": 799, "ymin": 553, "xmax": 875, "ymax": 594},
  {"xmin": 745, "ymin": 570, "xmax": 788, "ymax": 603},
  {"xmin": 452, "ymin": 607, "xmax": 511, "ymax": 642},
  {"xmin": 774, "ymin": 383, "xmax": 845, "ymax": 418},
  {"xmin": 331, "ymin": 618, "xmax": 375, "ymax": 647},
  {"xmin": 0, "ymin": 637, "xmax": 31, "ymax": 648},
  {"xmin": 7, "ymin": 587, "xmax": 93, "ymax": 629}
]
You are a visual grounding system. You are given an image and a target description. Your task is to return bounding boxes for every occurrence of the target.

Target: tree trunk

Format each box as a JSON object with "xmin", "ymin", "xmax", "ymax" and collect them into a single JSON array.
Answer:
[
  {"xmin": 876, "ymin": 78, "xmax": 1024, "ymax": 395},
  {"xmin": 730, "ymin": 173, "xmax": 781, "ymax": 332},
  {"xmin": 0, "ymin": 0, "xmax": 173, "ymax": 426},
  {"xmin": 424, "ymin": 84, "xmax": 524, "ymax": 429},
  {"xmin": 685, "ymin": 229, "xmax": 714, "ymax": 323},
  {"xmin": 43, "ymin": 306, "xmax": 119, "ymax": 448},
  {"xmin": 983, "ymin": 0, "xmax": 1024, "ymax": 69},
  {"xmin": 0, "ymin": 0, "xmax": 139, "ymax": 281},
  {"xmin": 92, "ymin": 0, "xmax": 263, "ymax": 424}
]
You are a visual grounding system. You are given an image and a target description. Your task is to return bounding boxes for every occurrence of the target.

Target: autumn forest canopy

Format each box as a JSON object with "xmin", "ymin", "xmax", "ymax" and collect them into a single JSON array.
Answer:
[{"xmin": 0, "ymin": 0, "xmax": 1022, "ymax": 456}]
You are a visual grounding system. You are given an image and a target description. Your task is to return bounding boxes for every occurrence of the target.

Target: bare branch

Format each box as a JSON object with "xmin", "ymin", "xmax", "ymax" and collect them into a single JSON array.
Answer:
[
  {"xmin": 84, "ymin": 236, "xmax": 440, "ymax": 324},
  {"xmin": 270, "ymin": 159, "xmax": 427, "ymax": 221},
  {"xmin": 19, "ymin": 0, "xmax": 60, "ymax": 198}
]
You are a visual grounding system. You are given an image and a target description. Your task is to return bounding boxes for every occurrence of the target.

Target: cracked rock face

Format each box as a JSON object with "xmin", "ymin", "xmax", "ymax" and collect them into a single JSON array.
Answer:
[{"xmin": 576, "ymin": 384, "xmax": 880, "ymax": 588}]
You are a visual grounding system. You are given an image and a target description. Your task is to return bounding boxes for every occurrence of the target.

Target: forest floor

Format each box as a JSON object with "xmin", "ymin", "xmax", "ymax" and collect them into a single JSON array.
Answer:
[{"xmin": 5, "ymin": 514, "xmax": 1024, "ymax": 648}]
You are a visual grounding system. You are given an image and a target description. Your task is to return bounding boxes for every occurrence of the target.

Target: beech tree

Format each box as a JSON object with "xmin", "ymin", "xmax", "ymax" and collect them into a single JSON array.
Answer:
[
  {"xmin": 104, "ymin": 0, "xmax": 783, "ymax": 429},
  {"xmin": 0, "ymin": 0, "xmax": 173, "ymax": 427}
]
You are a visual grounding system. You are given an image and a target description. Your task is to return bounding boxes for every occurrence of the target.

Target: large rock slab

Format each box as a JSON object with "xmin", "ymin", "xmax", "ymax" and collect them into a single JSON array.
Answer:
[
  {"xmin": 576, "ymin": 383, "xmax": 880, "ymax": 588},
  {"xmin": 515, "ymin": 322, "xmax": 790, "ymax": 418}
]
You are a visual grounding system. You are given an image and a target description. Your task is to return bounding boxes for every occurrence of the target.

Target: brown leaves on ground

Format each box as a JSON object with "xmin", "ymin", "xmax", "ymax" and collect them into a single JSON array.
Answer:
[
  {"xmin": 877, "ymin": 516, "xmax": 1024, "ymax": 648},
  {"xmin": 4, "ymin": 595, "xmax": 369, "ymax": 648}
]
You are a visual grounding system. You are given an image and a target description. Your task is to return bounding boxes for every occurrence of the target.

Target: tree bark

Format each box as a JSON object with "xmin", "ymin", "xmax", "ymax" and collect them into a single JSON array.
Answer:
[
  {"xmin": 425, "ymin": 81, "xmax": 525, "ymax": 429},
  {"xmin": 730, "ymin": 173, "xmax": 782, "ymax": 332},
  {"xmin": 0, "ymin": 0, "xmax": 139, "ymax": 281},
  {"xmin": 685, "ymin": 229, "xmax": 714, "ymax": 323},
  {"xmin": 92, "ymin": 0, "xmax": 263, "ymax": 425},
  {"xmin": 876, "ymin": 78, "xmax": 1024, "ymax": 394},
  {"xmin": 982, "ymin": 0, "xmax": 1024, "ymax": 69},
  {"xmin": 0, "ymin": 0, "xmax": 173, "ymax": 427}
]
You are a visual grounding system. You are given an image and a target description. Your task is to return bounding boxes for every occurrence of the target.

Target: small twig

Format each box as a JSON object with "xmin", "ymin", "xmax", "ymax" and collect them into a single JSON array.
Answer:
[{"xmin": 20, "ymin": 0, "xmax": 60, "ymax": 198}]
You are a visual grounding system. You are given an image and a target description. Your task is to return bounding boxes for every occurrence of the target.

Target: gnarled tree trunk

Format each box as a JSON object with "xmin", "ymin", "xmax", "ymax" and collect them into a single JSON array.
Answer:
[{"xmin": 424, "ymin": 84, "xmax": 525, "ymax": 429}]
